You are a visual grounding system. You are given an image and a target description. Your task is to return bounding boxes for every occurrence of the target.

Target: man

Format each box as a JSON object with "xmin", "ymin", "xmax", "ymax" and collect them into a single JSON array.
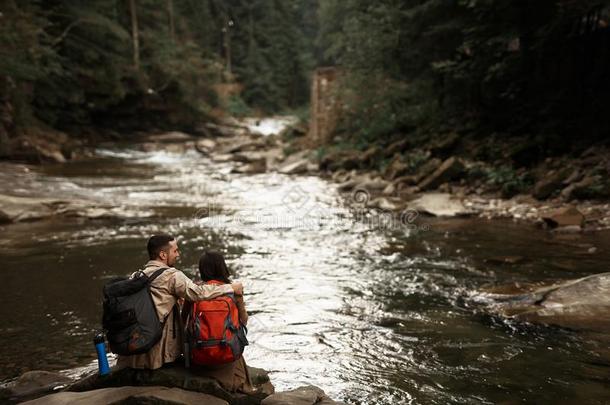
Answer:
[{"xmin": 117, "ymin": 234, "xmax": 243, "ymax": 370}]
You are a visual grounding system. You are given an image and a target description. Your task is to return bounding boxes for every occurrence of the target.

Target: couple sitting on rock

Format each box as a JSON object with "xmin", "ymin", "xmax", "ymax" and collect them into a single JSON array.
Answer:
[{"xmin": 116, "ymin": 234, "xmax": 254, "ymax": 393}]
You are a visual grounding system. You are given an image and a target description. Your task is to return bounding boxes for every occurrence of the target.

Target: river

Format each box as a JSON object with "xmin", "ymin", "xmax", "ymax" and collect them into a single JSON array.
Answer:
[{"xmin": 1, "ymin": 138, "xmax": 609, "ymax": 404}]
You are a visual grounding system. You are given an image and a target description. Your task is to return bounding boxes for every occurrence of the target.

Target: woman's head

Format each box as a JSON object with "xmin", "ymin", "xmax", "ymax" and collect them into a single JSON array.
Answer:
[{"xmin": 198, "ymin": 250, "xmax": 231, "ymax": 283}]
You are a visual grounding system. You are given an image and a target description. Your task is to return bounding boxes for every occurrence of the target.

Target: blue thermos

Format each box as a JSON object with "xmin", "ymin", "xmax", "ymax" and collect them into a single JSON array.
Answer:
[{"xmin": 94, "ymin": 332, "xmax": 111, "ymax": 376}]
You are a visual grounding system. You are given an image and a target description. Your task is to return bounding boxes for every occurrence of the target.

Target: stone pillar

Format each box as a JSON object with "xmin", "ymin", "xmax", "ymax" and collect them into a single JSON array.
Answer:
[{"xmin": 308, "ymin": 67, "xmax": 340, "ymax": 145}]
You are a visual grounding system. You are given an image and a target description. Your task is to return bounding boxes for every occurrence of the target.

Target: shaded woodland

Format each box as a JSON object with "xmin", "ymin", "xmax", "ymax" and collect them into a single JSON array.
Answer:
[{"xmin": 2, "ymin": 1, "xmax": 610, "ymax": 164}]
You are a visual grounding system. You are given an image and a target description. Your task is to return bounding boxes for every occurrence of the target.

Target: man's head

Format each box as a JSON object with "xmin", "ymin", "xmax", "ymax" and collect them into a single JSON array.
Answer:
[{"xmin": 147, "ymin": 234, "xmax": 180, "ymax": 267}]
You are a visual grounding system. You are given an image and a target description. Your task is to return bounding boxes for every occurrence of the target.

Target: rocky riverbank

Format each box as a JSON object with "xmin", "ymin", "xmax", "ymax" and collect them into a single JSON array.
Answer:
[
  {"xmin": 1, "ymin": 365, "xmax": 345, "ymax": 404},
  {"xmin": 190, "ymin": 120, "xmax": 610, "ymax": 233},
  {"xmin": 1, "ymin": 119, "xmax": 609, "ymax": 233}
]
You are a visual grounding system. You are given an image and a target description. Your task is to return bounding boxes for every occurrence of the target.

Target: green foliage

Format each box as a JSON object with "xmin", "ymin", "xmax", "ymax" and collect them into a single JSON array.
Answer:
[
  {"xmin": 318, "ymin": 0, "xmax": 610, "ymax": 146},
  {"xmin": 485, "ymin": 165, "xmax": 531, "ymax": 198},
  {"xmin": 226, "ymin": 95, "xmax": 251, "ymax": 117},
  {"xmin": 1, "ymin": 0, "xmax": 316, "ymax": 133}
]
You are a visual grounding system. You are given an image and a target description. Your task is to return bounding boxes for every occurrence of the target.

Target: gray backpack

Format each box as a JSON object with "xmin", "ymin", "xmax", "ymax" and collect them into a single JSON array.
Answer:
[{"xmin": 102, "ymin": 268, "xmax": 168, "ymax": 355}]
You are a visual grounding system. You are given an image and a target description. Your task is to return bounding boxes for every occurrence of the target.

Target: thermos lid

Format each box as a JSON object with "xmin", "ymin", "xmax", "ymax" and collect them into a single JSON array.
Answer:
[{"xmin": 93, "ymin": 332, "xmax": 105, "ymax": 344}]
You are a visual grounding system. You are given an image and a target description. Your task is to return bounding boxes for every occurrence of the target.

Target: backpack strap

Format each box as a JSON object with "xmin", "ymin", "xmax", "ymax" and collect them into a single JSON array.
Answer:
[{"xmin": 147, "ymin": 267, "xmax": 169, "ymax": 283}]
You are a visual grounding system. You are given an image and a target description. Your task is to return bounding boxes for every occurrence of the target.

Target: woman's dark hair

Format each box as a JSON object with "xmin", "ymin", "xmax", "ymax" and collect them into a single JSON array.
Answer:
[{"xmin": 199, "ymin": 250, "xmax": 231, "ymax": 284}]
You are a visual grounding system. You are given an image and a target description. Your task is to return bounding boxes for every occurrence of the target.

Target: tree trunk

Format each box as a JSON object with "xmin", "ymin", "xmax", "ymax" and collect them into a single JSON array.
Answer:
[
  {"xmin": 129, "ymin": 0, "xmax": 140, "ymax": 70},
  {"xmin": 167, "ymin": 0, "xmax": 175, "ymax": 42},
  {"xmin": 223, "ymin": 15, "xmax": 232, "ymax": 77}
]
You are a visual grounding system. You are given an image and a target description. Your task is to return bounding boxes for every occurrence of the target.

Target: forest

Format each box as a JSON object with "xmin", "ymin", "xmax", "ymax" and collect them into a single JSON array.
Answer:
[{"xmin": 2, "ymin": 1, "xmax": 610, "ymax": 141}]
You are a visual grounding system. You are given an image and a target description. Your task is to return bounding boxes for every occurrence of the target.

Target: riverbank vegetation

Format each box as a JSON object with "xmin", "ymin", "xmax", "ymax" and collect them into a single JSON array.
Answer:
[
  {"xmin": 1, "ymin": 0, "xmax": 609, "ymax": 201},
  {"xmin": 0, "ymin": 0, "xmax": 315, "ymax": 138}
]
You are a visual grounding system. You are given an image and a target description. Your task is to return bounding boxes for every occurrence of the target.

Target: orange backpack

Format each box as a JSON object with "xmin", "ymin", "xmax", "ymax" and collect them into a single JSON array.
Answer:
[{"xmin": 186, "ymin": 280, "xmax": 248, "ymax": 366}]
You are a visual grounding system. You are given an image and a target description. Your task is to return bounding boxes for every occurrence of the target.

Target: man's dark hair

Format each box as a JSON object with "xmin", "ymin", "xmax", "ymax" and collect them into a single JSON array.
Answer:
[{"xmin": 147, "ymin": 234, "xmax": 175, "ymax": 260}]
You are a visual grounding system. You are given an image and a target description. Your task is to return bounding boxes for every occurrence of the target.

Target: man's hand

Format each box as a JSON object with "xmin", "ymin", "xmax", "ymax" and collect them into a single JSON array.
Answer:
[{"xmin": 231, "ymin": 282, "xmax": 244, "ymax": 296}]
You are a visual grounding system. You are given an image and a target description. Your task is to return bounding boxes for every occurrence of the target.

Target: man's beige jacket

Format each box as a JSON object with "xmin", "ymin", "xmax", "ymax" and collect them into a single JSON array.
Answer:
[{"xmin": 116, "ymin": 260, "xmax": 233, "ymax": 369}]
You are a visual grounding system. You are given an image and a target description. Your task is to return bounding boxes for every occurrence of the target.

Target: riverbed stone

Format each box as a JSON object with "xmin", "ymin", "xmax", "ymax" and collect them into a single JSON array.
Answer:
[
  {"xmin": 408, "ymin": 193, "xmax": 472, "ymax": 217},
  {"xmin": 261, "ymin": 385, "xmax": 346, "ymax": 405},
  {"xmin": 147, "ymin": 131, "xmax": 194, "ymax": 143},
  {"xmin": 23, "ymin": 386, "xmax": 228, "ymax": 405},
  {"xmin": 0, "ymin": 208, "xmax": 11, "ymax": 224},
  {"xmin": 278, "ymin": 159, "xmax": 309, "ymax": 174},
  {"xmin": 195, "ymin": 139, "xmax": 217, "ymax": 155},
  {"xmin": 0, "ymin": 370, "xmax": 72, "ymax": 402},
  {"xmin": 541, "ymin": 206, "xmax": 584, "ymax": 228},
  {"xmin": 417, "ymin": 157, "xmax": 465, "ymax": 191},
  {"xmin": 488, "ymin": 272, "xmax": 610, "ymax": 333},
  {"xmin": 384, "ymin": 156, "xmax": 410, "ymax": 180},
  {"xmin": 66, "ymin": 365, "xmax": 273, "ymax": 405},
  {"xmin": 533, "ymin": 168, "xmax": 570, "ymax": 200}
]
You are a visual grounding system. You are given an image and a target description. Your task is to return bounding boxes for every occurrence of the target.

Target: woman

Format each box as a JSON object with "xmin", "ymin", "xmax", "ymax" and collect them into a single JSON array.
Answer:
[{"xmin": 185, "ymin": 250, "xmax": 254, "ymax": 393}]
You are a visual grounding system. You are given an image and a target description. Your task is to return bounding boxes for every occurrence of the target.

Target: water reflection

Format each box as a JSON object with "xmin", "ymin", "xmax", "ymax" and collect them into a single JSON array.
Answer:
[{"xmin": 1, "ymin": 146, "xmax": 609, "ymax": 403}]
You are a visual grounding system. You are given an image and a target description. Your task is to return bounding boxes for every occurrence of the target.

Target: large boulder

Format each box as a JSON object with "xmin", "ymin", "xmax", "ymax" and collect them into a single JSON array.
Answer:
[
  {"xmin": 417, "ymin": 157, "xmax": 465, "ymax": 191},
  {"xmin": 261, "ymin": 386, "xmax": 346, "ymax": 405},
  {"xmin": 541, "ymin": 206, "xmax": 584, "ymax": 228},
  {"xmin": 66, "ymin": 365, "xmax": 273, "ymax": 405},
  {"xmin": 532, "ymin": 168, "xmax": 570, "ymax": 200},
  {"xmin": 0, "ymin": 371, "xmax": 72, "ymax": 402},
  {"xmin": 23, "ymin": 386, "xmax": 228, "ymax": 405},
  {"xmin": 486, "ymin": 272, "xmax": 610, "ymax": 333},
  {"xmin": 408, "ymin": 193, "xmax": 473, "ymax": 217}
]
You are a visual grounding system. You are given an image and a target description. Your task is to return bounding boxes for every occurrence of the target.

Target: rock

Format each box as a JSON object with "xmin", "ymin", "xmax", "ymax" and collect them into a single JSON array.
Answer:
[
  {"xmin": 66, "ymin": 365, "xmax": 273, "ymax": 405},
  {"xmin": 262, "ymin": 385, "xmax": 346, "ymax": 405},
  {"xmin": 331, "ymin": 169, "xmax": 350, "ymax": 183},
  {"xmin": 413, "ymin": 158, "xmax": 442, "ymax": 183},
  {"xmin": 384, "ymin": 139, "xmax": 410, "ymax": 157},
  {"xmin": 384, "ymin": 157, "xmax": 410, "ymax": 180},
  {"xmin": 223, "ymin": 139, "xmax": 266, "ymax": 154},
  {"xmin": 232, "ymin": 159, "xmax": 267, "ymax": 174},
  {"xmin": 569, "ymin": 175, "xmax": 609, "ymax": 200},
  {"xmin": 147, "ymin": 132, "xmax": 194, "ymax": 142},
  {"xmin": 13, "ymin": 138, "xmax": 67, "ymax": 163},
  {"xmin": 23, "ymin": 386, "xmax": 229, "ymax": 405},
  {"xmin": 562, "ymin": 169, "xmax": 582, "ymax": 185},
  {"xmin": 409, "ymin": 193, "xmax": 472, "ymax": 217},
  {"xmin": 358, "ymin": 178, "xmax": 390, "ymax": 193},
  {"xmin": 306, "ymin": 162, "xmax": 319, "ymax": 173},
  {"xmin": 337, "ymin": 153, "xmax": 361, "ymax": 171},
  {"xmin": 0, "ymin": 208, "xmax": 11, "ymax": 224},
  {"xmin": 0, "ymin": 370, "xmax": 72, "ymax": 402},
  {"xmin": 487, "ymin": 272, "xmax": 610, "ymax": 333},
  {"xmin": 0, "ymin": 194, "xmax": 56, "ymax": 221},
  {"xmin": 382, "ymin": 182, "xmax": 396, "ymax": 196},
  {"xmin": 560, "ymin": 176, "xmax": 596, "ymax": 201},
  {"xmin": 211, "ymin": 154, "xmax": 235, "ymax": 163},
  {"xmin": 429, "ymin": 132, "xmax": 460, "ymax": 156},
  {"xmin": 233, "ymin": 151, "xmax": 267, "ymax": 164},
  {"xmin": 417, "ymin": 157, "xmax": 465, "ymax": 191},
  {"xmin": 551, "ymin": 225, "xmax": 582, "ymax": 234},
  {"xmin": 393, "ymin": 175, "xmax": 419, "ymax": 186},
  {"xmin": 367, "ymin": 197, "xmax": 400, "ymax": 211},
  {"xmin": 280, "ymin": 150, "xmax": 309, "ymax": 166},
  {"xmin": 195, "ymin": 139, "xmax": 217, "ymax": 155},
  {"xmin": 337, "ymin": 178, "xmax": 361, "ymax": 192},
  {"xmin": 542, "ymin": 206, "xmax": 584, "ymax": 228},
  {"xmin": 533, "ymin": 169, "xmax": 570, "ymax": 200},
  {"xmin": 278, "ymin": 159, "xmax": 309, "ymax": 175},
  {"xmin": 359, "ymin": 146, "xmax": 379, "ymax": 167}
]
